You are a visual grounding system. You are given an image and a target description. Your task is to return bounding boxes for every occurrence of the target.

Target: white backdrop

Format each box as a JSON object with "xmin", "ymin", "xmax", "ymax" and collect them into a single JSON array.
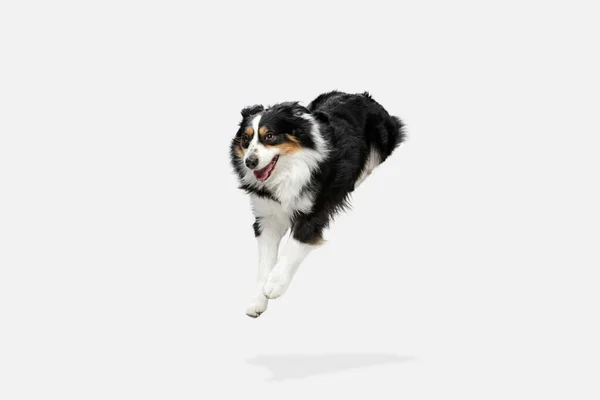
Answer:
[{"xmin": 1, "ymin": 1, "xmax": 599, "ymax": 399}]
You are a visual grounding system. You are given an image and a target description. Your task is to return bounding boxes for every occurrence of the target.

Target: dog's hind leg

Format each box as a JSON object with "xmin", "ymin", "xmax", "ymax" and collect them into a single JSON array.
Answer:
[{"xmin": 355, "ymin": 147, "xmax": 382, "ymax": 189}]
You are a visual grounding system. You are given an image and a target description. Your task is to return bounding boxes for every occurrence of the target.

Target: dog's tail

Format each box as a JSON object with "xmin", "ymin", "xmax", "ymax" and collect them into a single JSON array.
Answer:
[
  {"xmin": 387, "ymin": 114, "xmax": 406, "ymax": 153},
  {"xmin": 362, "ymin": 93, "xmax": 406, "ymax": 162}
]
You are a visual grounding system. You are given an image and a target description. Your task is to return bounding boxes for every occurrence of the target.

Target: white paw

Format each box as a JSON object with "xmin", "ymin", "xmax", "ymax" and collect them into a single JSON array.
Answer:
[
  {"xmin": 245, "ymin": 294, "xmax": 268, "ymax": 318},
  {"xmin": 262, "ymin": 273, "xmax": 291, "ymax": 299}
]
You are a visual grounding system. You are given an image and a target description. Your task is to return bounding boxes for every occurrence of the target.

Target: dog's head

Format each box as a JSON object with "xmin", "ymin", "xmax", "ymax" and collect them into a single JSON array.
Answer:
[{"xmin": 231, "ymin": 102, "xmax": 322, "ymax": 182}]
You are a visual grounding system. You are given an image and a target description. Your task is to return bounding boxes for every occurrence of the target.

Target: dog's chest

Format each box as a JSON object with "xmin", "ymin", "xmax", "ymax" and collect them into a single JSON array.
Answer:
[
  {"xmin": 278, "ymin": 190, "xmax": 314, "ymax": 215},
  {"xmin": 265, "ymin": 170, "xmax": 315, "ymax": 215},
  {"xmin": 251, "ymin": 188, "xmax": 314, "ymax": 221}
]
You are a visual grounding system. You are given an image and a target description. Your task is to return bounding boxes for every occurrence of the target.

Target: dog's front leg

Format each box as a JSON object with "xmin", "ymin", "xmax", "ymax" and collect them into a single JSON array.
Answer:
[
  {"xmin": 262, "ymin": 213, "xmax": 326, "ymax": 300},
  {"xmin": 246, "ymin": 215, "xmax": 289, "ymax": 318}
]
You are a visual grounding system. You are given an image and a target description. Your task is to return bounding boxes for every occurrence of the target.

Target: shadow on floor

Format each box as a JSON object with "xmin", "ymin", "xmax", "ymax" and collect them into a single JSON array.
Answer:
[{"xmin": 246, "ymin": 353, "xmax": 413, "ymax": 381}]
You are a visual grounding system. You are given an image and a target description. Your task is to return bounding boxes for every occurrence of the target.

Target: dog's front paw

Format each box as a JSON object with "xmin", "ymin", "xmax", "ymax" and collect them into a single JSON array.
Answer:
[
  {"xmin": 245, "ymin": 294, "xmax": 268, "ymax": 318},
  {"xmin": 262, "ymin": 273, "xmax": 291, "ymax": 299}
]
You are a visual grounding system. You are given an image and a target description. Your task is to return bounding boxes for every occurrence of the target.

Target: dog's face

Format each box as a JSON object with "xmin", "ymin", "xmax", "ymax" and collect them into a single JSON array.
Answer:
[{"xmin": 231, "ymin": 102, "xmax": 315, "ymax": 182}]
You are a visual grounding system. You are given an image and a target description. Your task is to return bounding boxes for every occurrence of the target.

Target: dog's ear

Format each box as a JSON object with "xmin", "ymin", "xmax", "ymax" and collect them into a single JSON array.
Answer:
[
  {"xmin": 312, "ymin": 110, "xmax": 330, "ymax": 123},
  {"xmin": 288, "ymin": 102, "xmax": 310, "ymax": 117},
  {"xmin": 240, "ymin": 104, "xmax": 264, "ymax": 118}
]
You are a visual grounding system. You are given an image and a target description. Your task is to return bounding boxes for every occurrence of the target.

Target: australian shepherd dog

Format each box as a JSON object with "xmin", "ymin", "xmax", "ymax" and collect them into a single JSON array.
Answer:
[{"xmin": 229, "ymin": 91, "xmax": 405, "ymax": 317}]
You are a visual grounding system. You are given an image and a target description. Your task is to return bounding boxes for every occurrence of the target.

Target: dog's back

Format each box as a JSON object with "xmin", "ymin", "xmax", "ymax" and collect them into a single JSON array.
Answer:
[{"xmin": 307, "ymin": 90, "xmax": 405, "ymax": 189}]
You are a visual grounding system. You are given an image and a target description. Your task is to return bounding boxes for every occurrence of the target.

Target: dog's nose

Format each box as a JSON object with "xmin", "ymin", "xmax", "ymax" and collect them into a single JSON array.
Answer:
[{"xmin": 245, "ymin": 155, "xmax": 259, "ymax": 169}]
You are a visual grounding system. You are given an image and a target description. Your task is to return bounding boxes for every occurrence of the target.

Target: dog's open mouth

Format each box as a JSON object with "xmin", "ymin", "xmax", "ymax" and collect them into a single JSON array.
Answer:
[{"xmin": 254, "ymin": 155, "xmax": 279, "ymax": 181}]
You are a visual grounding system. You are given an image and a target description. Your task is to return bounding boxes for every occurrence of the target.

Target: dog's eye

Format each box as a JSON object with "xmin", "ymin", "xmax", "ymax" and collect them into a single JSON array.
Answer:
[
  {"xmin": 265, "ymin": 133, "xmax": 274, "ymax": 141},
  {"xmin": 241, "ymin": 135, "xmax": 250, "ymax": 147}
]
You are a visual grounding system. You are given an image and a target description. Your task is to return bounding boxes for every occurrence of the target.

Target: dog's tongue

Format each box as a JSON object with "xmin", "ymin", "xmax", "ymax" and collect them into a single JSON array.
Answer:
[
  {"xmin": 254, "ymin": 166, "xmax": 270, "ymax": 181},
  {"xmin": 254, "ymin": 157, "xmax": 278, "ymax": 181}
]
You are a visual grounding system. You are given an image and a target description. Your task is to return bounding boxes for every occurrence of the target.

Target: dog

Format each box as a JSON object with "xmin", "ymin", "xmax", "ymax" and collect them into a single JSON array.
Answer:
[{"xmin": 229, "ymin": 90, "xmax": 405, "ymax": 318}]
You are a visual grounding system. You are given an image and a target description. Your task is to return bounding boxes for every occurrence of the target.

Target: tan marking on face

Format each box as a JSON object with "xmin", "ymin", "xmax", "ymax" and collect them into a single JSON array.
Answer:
[
  {"xmin": 235, "ymin": 145, "xmax": 244, "ymax": 157},
  {"xmin": 259, "ymin": 126, "xmax": 269, "ymax": 137},
  {"xmin": 275, "ymin": 142, "xmax": 301, "ymax": 155},
  {"xmin": 244, "ymin": 126, "xmax": 254, "ymax": 136},
  {"xmin": 286, "ymin": 135, "xmax": 300, "ymax": 145},
  {"xmin": 264, "ymin": 134, "xmax": 303, "ymax": 155}
]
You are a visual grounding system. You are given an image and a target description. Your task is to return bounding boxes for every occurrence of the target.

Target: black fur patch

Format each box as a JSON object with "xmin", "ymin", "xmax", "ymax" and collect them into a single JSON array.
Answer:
[
  {"xmin": 240, "ymin": 104, "xmax": 264, "ymax": 118},
  {"xmin": 252, "ymin": 218, "xmax": 262, "ymax": 237}
]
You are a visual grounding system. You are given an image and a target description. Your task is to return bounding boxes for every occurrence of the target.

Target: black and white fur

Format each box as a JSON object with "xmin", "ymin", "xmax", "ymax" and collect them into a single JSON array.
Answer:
[{"xmin": 229, "ymin": 91, "xmax": 405, "ymax": 317}]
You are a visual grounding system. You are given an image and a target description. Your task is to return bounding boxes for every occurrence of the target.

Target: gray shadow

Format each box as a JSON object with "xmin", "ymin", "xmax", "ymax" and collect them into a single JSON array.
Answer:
[{"xmin": 246, "ymin": 353, "xmax": 413, "ymax": 381}]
